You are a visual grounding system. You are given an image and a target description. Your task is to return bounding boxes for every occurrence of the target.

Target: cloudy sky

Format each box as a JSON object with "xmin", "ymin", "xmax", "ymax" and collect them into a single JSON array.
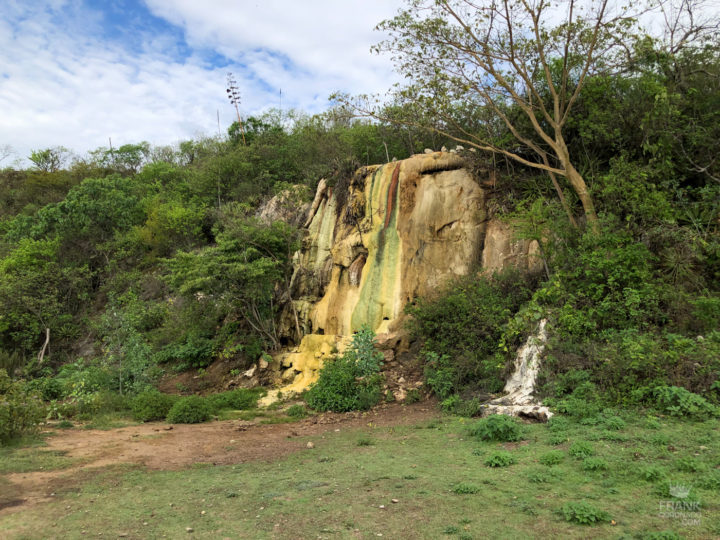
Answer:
[{"xmin": 0, "ymin": 0, "xmax": 404, "ymax": 164}]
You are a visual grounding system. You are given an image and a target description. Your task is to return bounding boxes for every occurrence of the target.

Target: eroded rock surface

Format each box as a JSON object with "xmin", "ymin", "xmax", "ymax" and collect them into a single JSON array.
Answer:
[{"xmin": 269, "ymin": 152, "xmax": 541, "ymax": 399}]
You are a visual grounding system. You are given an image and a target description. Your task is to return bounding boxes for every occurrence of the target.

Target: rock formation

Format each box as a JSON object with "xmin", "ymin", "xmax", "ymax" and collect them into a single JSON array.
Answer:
[{"xmin": 269, "ymin": 151, "xmax": 542, "ymax": 401}]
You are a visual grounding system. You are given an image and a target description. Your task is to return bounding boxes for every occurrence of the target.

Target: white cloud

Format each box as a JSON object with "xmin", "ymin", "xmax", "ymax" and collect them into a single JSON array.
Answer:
[{"xmin": 0, "ymin": 1, "xmax": 404, "ymax": 163}]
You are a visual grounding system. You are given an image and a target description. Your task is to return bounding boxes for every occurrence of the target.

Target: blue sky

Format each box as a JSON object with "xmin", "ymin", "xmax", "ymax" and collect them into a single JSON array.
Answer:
[{"xmin": 0, "ymin": 0, "xmax": 403, "ymax": 163}]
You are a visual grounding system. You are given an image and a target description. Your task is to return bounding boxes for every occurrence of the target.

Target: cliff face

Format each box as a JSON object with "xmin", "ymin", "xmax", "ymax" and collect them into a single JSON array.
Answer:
[{"xmin": 269, "ymin": 151, "xmax": 540, "ymax": 398}]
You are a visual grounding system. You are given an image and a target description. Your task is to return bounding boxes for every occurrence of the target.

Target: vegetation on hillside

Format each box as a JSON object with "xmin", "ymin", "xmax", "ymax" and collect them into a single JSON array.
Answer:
[{"xmin": 0, "ymin": 1, "xmax": 718, "ymax": 443}]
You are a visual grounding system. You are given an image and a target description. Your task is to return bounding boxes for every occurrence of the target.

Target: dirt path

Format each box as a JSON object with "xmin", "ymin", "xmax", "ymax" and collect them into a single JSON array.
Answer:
[{"xmin": 1, "ymin": 402, "xmax": 438, "ymax": 516}]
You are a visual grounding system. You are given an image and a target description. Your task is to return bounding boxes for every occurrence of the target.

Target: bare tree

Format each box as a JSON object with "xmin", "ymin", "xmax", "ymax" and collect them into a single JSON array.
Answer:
[
  {"xmin": 340, "ymin": 0, "xmax": 655, "ymax": 232},
  {"xmin": 0, "ymin": 144, "xmax": 14, "ymax": 166}
]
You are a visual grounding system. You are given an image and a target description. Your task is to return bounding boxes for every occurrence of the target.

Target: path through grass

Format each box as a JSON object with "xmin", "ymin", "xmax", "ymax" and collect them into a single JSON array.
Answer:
[{"xmin": 1, "ymin": 411, "xmax": 718, "ymax": 539}]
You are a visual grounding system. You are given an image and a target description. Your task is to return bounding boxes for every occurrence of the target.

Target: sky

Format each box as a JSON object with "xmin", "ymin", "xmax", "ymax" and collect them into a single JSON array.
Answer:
[{"xmin": 0, "ymin": 0, "xmax": 404, "ymax": 164}]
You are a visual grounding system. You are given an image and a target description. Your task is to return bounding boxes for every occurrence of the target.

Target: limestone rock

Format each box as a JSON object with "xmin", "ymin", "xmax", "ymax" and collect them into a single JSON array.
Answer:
[
  {"xmin": 257, "ymin": 186, "xmax": 311, "ymax": 226},
  {"xmin": 481, "ymin": 219, "xmax": 543, "ymax": 274}
]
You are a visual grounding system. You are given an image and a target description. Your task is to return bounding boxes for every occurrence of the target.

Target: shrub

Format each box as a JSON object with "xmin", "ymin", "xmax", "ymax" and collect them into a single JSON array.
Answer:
[
  {"xmin": 675, "ymin": 457, "xmax": 704, "ymax": 473},
  {"xmin": 305, "ymin": 327, "xmax": 383, "ymax": 412},
  {"xmin": 452, "ymin": 482, "xmax": 481, "ymax": 494},
  {"xmin": 206, "ymin": 388, "xmax": 262, "ymax": 412},
  {"xmin": 484, "ymin": 451, "xmax": 516, "ymax": 467},
  {"xmin": 652, "ymin": 386, "xmax": 717, "ymax": 420},
  {"xmin": 560, "ymin": 501, "xmax": 610, "ymax": 525},
  {"xmin": 640, "ymin": 532, "xmax": 684, "ymax": 540},
  {"xmin": 0, "ymin": 370, "xmax": 45, "ymax": 443},
  {"xmin": 286, "ymin": 404, "xmax": 309, "ymax": 419},
  {"xmin": 539, "ymin": 450, "xmax": 564, "ymax": 466},
  {"xmin": 408, "ymin": 269, "xmax": 537, "ymax": 395},
  {"xmin": 131, "ymin": 389, "xmax": 176, "ymax": 422},
  {"xmin": 27, "ymin": 376, "xmax": 65, "ymax": 401},
  {"xmin": 639, "ymin": 465, "xmax": 666, "ymax": 482},
  {"xmin": 423, "ymin": 352, "xmax": 455, "ymax": 400},
  {"xmin": 582, "ymin": 458, "xmax": 609, "ymax": 471},
  {"xmin": 527, "ymin": 469, "xmax": 555, "ymax": 483},
  {"xmin": 468, "ymin": 414, "xmax": 524, "ymax": 442},
  {"xmin": 569, "ymin": 441, "xmax": 594, "ymax": 459},
  {"xmin": 166, "ymin": 395, "xmax": 213, "ymax": 424}
]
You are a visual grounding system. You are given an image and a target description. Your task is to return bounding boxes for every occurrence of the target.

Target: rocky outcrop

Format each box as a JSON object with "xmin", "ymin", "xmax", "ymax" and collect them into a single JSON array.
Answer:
[
  {"xmin": 257, "ymin": 185, "xmax": 311, "ymax": 227},
  {"xmin": 270, "ymin": 151, "xmax": 542, "ymax": 399}
]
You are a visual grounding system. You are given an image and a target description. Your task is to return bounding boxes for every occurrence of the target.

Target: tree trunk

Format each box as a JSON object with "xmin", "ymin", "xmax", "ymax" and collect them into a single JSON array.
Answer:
[
  {"xmin": 565, "ymin": 163, "xmax": 598, "ymax": 234},
  {"xmin": 37, "ymin": 328, "xmax": 50, "ymax": 364}
]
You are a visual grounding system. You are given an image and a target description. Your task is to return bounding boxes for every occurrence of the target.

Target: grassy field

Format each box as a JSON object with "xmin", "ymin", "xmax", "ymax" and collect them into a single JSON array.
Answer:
[{"xmin": 1, "ymin": 410, "xmax": 718, "ymax": 539}]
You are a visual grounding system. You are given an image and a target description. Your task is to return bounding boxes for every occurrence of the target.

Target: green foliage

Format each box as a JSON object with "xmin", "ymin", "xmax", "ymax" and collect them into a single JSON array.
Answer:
[
  {"xmin": 484, "ymin": 451, "xmax": 516, "ymax": 468},
  {"xmin": 166, "ymin": 211, "xmax": 301, "ymax": 350},
  {"xmin": 304, "ymin": 328, "xmax": 383, "ymax": 413},
  {"xmin": 154, "ymin": 334, "xmax": 216, "ymax": 371},
  {"xmin": 559, "ymin": 501, "xmax": 610, "ymax": 525},
  {"xmin": 423, "ymin": 352, "xmax": 455, "ymax": 400},
  {"xmin": 468, "ymin": 414, "xmax": 524, "ymax": 443},
  {"xmin": 166, "ymin": 395, "xmax": 213, "ymax": 424},
  {"xmin": 568, "ymin": 441, "xmax": 594, "ymax": 459},
  {"xmin": 409, "ymin": 269, "xmax": 537, "ymax": 396},
  {"xmin": 0, "ymin": 370, "xmax": 45, "ymax": 443},
  {"xmin": 131, "ymin": 390, "xmax": 177, "ymax": 422},
  {"xmin": 651, "ymin": 385, "xmax": 718, "ymax": 420},
  {"xmin": 286, "ymin": 404, "xmax": 309, "ymax": 419},
  {"xmin": 582, "ymin": 458, "xmax": 609, "ymax": 472},
  {"xmin": 538, "ymin": 451, "xmax": 564, "ymax": 466},
  {"xmin": 206, "ymin": 388, "xmax": 263, "ymax": 412},
  {"xmin": 451, "ymin": 482, "xmax": 481, "ymax": 494},
  {"xmin": 639, "ymin": 465, "xmax": 666, "ymax": 482}
]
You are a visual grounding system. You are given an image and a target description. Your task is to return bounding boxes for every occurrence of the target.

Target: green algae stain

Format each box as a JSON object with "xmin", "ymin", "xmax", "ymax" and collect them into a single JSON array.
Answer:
[{"xmin": 351, "ymin": 164, "xmax": 402, "ymax": 332}]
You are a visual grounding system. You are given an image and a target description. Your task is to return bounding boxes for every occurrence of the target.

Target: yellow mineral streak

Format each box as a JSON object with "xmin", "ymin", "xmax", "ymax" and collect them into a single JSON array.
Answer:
[
  {"xmin": 259, "ymin": 334, "xmax": 348, "ymax": 406},
  {"xmin": 267, "ymin": 152, "xmax": 489, "ymax": 402}
]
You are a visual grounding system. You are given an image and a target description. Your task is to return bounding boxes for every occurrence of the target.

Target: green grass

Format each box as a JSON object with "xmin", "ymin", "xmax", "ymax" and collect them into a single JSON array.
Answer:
[
  {"xmin": 0, "ymin": 435, "xmax": 81, "ymax": 474},
  {"xmin": 1, "ymin": 414, "xmax": 718, "ymax": 539}
]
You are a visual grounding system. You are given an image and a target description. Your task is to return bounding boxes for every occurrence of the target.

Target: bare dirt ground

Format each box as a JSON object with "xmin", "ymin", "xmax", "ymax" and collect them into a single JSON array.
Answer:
[{"xmin": 1, "ymin": 401, "xmax": 438, "ymax": 517}]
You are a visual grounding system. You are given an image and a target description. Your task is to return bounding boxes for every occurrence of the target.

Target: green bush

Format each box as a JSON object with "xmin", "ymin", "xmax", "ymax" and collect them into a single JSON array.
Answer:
[
  {"xmin": 569, "ymin": 441, "xmax": 594, "ymax": 459},
  {"xmin": 26, "ymin": 376, "xmax": 65, "ymax": 401},
  {"xmin": 582, "ymin": 458, "xmax": 609, "ymax": 471},
  {"xmin": 0, "ymin": 369, "xmax": 45, "ymax": 443},
  {"xmin": 560, "ymin": 501, "xmax": 610, "ymax": 525},
  {"xmin": 166, "ymin": 395, "xmax": 213, "ymax": 424},
  {"xmin": 408, "ymin": 269, "xmax": 537, "ymax": 396},
  {"xmin": 452, "ymin": 482, "xmax": 481, "ymax": 494},
  {"xmin": 423, "ymin": 352, "xmax": 455, "ymax": 400},
  {"xmin": 539, "ymin": 450, "xmax": 564, "ymax": 466},
  {"xmin": 468, "ymin": 414, "xmax": 524, "ymax": 442},
  {"xmin": 305, "ymin": 327, "xmax": 383, "ymax": 412},
  {"xmin": 651, "ymin": 385, "xmax": 718, "ymax": 420},
  {"xmin": 286, "ymin": 404, "xmax": 309, "ymax": 419},
  {"xmin": 639, "ymin": 465, "xmax": 666, "ymax": 482},
  {"xmin": 75, "ymin": 390, "xmax": 131, "ymax": 419},
  {"xmin": 206, "ymin": 388, "xmax": 262, "ymax": 412},
  {"xmin": 484, "ymin": 451, "xmax": 516, "ymax": 467},
  {"xmin": 131, "ymin": 389, "xmax": 176, "ymax": 422}
]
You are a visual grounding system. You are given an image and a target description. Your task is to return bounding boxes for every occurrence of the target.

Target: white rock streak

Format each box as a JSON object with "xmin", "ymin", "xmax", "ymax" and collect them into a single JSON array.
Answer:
[{"xmin": 484, "ymin": 319, "xmax": 553, "ymax": 421}]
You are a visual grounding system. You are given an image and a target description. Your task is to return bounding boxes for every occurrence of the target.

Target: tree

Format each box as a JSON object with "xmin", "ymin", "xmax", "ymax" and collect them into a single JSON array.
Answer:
[
  {"xmin": 29, "ymin": 147, "xmax": 70, "ymax": 172},
  {"xmin": 166, "ymin": 209, "xmax": 302, "ymax": 350},
  {"xmin": 342, "ymin": 0, "xmax": 656, "ymax": 231}
]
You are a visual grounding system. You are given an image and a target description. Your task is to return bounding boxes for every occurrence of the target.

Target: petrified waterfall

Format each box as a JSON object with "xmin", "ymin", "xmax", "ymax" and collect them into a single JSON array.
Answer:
[{"xmin": 265, "ymin": 151, "xmax": 544, "ymax": 405}]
